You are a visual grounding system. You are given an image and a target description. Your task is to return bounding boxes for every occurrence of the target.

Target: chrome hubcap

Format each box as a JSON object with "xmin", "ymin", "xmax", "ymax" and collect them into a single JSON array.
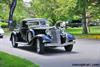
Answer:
[
  {"xmin": 12, "ymin": 36, "xmax": 15, "ymax": 46},
  {"xmin": 37, "ymin": 39, "xmax": 40, "ymax": 53},
  {"xmin": 28, "ymin": 32, "xmax": 32, "ymax": 42}
]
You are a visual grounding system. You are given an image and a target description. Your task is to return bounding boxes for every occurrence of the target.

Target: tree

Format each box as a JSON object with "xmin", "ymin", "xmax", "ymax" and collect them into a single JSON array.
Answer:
[
  {"xmin": 8, "ymin": 0, "xmax": 17, "ymax": 30},
  {"xmin": 82, "ymin": 0, "xmax": 88, "ymax": 34},
  {"xmin": 0, "ymin": 0, "xmax": 100, "ymax": 31},
  {"xmin": 0, "ymin": 0, "xmax": 32, "ymax": 29},
  {"xmin": 76, "ymin": 0, "xmax": 88, "ymax": 34},
  {"xmin": 31, "ymin": 0, "xmax": 77, "ymax": 25},
  {"xmin": 0, "ymin": 0, "xmax": 17, "ymax": 30},
  {"xmin": 76, "ymin": 0, "xmax": 100, "ymax": 34},
  {"xmin": 0, "ymin": 0, "xmax": 9, "ymax": 20}
]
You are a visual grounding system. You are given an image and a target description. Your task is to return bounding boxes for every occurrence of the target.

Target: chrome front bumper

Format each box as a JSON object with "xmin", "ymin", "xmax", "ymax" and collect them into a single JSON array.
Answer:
[{"xmin": 45, "ymin": 40, "xmax": 76, "ymax": 47}]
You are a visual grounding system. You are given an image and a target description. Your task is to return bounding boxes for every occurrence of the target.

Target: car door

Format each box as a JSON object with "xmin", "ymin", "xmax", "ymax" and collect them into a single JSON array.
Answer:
[{"xmin": 20, "ymin": 21, "xmax": 28, "ymax": 41}]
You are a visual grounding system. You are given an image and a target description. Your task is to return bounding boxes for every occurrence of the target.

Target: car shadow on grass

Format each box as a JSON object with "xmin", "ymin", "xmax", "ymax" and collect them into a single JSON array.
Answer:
[{"xmin": 17, "ymin": 45, "xmax": 78, "ymax": 56}]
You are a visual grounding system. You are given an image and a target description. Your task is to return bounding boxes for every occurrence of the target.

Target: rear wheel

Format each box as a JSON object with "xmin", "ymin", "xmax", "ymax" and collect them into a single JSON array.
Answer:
[
  {"xmin": 11, "ymin": 35, "xmax": 18, "ymax": 48},
  {"xmin": 36, "ymin": 39, "xmax": 45, "ymax": 54},
  {"xmin": 64, "ymin": 45, "xmax": 73, "ymax": 52}
]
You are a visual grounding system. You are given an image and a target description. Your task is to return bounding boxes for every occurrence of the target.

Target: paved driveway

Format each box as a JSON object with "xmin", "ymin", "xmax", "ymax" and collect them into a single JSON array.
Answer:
[{"xmin": 0, "ymin": 36, "xmax": 100, "ymax": 67}]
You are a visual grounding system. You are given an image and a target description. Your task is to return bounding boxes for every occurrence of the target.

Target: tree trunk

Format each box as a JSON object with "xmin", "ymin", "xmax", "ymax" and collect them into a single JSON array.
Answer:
[
  {"xmin": 82, "ymin": 0, "xmax": 88, "ymax": 34},
  {"xmin": 8, "ymin": 0, "xmax": 17, "ymax": 31}
]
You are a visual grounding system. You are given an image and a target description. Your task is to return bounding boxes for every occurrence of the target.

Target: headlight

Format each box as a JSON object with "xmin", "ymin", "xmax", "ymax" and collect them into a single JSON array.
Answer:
[
  {"xmin": 46, "ymin": 29, "xmax": 51, "ymax": 35},
  {"xmin": 46, "ymin": 29, "xmax": 52, "ymax": 38},
  {"xmin": 59, "ymin": 27, "xmax": 66, "ymax": 35},
  {"xmin": 61, "ymin": 27, "xmax": 65, "ymax": 31}
]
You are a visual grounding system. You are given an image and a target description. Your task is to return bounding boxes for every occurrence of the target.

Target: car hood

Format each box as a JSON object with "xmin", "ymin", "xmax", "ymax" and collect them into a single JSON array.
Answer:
[{"xmin": 0, "ymin": 28, "xmax": 4, "ymax": 33}]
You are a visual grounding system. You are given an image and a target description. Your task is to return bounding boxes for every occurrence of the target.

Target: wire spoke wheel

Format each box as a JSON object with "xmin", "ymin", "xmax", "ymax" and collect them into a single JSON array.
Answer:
[
  {"xmin": 28, "ymin": 32, "xmax": 32, "ymax": 42},
  {"xmin": 11, "ymin": 35, "xmax": 18, "ymax": 48},
  {"xmin": 36, "ymin": 39, "xmax": 45, "ymax": 54},
  {"xmin": 12, "ymin": 36, "xmax": 15, "ymax": 46},
  {"xmin": 36, "ymin": 39, "xmax": 40, "ymax": 53}
]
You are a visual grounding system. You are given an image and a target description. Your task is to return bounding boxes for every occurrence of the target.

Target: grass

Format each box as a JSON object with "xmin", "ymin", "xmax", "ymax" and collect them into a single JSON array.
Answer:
[
  {"xmin": 66, "ymin": 27, "xmax": 82, "ymax": 35},
  {"xmin": 89, "ymin": 26, "xmax": 100, "ymax": 34},
  {"xmin": 0, "ymin": 51, "xmax": 39, "ymax": 67},
  {"xmin": 66, "ymin": 26, "xmax": 100, "ymax": 35},
  {"xmin": 66, "ymin": 26, "xmax": 100, "ymax": 39}
]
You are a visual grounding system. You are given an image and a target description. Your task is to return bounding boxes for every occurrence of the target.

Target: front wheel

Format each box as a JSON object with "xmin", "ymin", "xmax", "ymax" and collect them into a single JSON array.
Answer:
[
  {"xmin": 36, "ymin": 39, "xmax": 45, "ymax": 54},
  {"xmin": 11, "ymin": 35, "xmax": 18, "ymax": 48},
  {"xmin": 64, "ymin": 45, "xmax": 73, "ymax": 52}
]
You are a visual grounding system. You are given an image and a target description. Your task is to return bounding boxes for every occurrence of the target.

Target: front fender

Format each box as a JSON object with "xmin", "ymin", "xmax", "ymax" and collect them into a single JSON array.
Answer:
[
  {"xmin": 36, "ymin": 34, "xmax": 52, "ymax": 43},
  {"xmin": 66, "ymin": 33, "xmax": 75, "ymax": 41}
]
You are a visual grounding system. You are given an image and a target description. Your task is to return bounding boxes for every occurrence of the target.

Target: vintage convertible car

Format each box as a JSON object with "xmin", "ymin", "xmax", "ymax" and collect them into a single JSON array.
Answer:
[{"xmin": 10, "ymin": 18, "xmax": 75, "ymax": 54}]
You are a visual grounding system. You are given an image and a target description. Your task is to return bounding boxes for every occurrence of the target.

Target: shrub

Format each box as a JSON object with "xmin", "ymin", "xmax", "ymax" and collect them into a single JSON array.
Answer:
[{"xmin": 0, "ymin": 22, "xmax": 8, "ymax": 28}]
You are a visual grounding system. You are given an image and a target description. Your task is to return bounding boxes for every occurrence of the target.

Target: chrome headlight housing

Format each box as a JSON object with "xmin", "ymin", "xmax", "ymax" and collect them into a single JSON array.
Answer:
[
  {"xmin": 59, "ymin": 27, "xmax": 66, "ymax": 35},
  {"xmin": 46, "ymin": 29, "xmax": 51, "ymax": 35},
  {"xmin": 46, "ymin": 29, "xmax": 53, "ymax": 39}
]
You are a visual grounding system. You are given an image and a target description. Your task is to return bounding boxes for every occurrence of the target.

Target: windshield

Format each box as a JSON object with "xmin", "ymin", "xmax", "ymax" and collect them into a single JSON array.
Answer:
[
  {"xmin": 26, "ymin": 20, "xmax": 49, "ymax": 28},
  {"xmin": 26, "ymin": 21, "xmax": 39, "ymax": 28},
  {"xmin": 30, "ymin": 22, "xmax": 39, "ymax": 25},
  {"xmin": 40, "ymin": 21, "xmax": 46, "ymax": 25}
]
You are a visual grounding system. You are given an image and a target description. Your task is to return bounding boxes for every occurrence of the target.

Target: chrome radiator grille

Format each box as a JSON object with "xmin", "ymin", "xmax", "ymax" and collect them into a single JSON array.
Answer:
[{"xmin": 50, "ymin": 28, "xmax": 61, "ymax": 43}]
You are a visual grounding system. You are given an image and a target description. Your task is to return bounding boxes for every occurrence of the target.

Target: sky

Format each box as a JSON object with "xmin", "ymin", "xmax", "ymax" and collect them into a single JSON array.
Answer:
[
  {"xmin": 23, "ymin": 0, "xmax": 32, "ymax": 3},
  {"xmin": 23, "ymin": 0, "xmax": 32, "ymax": 7}
]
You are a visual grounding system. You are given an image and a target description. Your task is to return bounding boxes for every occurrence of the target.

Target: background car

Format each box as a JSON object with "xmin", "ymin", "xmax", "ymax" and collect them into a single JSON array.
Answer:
[
  {"xmin": 0, "ymin": 26, "xmax": 4, "ymax": 38},
  {"xmin": 88, "ymin": 22, "xmax": 99, "ymax": 26},
  {"xmin": 66, "ymin": 20, "xmax": 82, "ymax": 27}
]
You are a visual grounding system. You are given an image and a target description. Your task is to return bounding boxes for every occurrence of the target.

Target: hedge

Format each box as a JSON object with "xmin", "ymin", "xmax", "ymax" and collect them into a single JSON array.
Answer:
[{"xmin": 0, "ymin": 22, "xmax": 8, "ymax": 28}]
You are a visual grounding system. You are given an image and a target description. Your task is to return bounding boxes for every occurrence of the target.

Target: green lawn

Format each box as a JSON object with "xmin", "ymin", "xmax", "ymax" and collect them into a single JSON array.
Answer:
[
  {"xmin": 66, "ymin": 26, "xmax": 100, "ymax": 35},
  {"xmin": 66, "ymin": 26, "xmax": 100, "ymax": 39},
  {"xmin": 0, "ymin": 51, "xmax": 39, "ymax": 67}
]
